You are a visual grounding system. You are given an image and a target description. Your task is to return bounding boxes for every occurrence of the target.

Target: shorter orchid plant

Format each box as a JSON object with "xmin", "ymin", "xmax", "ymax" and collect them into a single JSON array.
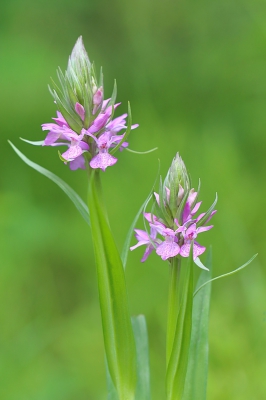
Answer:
[
  {"xmin": 131, "ymin": 157, "xmax": 216, "ymax": 267},
  {"xmin": 9, "ymin": 37, "xmax": 257, "ymax": 400}
]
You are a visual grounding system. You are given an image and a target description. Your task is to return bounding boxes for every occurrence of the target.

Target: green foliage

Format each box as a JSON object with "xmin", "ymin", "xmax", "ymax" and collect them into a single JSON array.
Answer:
[
  {"xmin": 131, "ymin": 315, "xmax": 150, "ymax": 400},
  {"xmin": 2, "ymin": 0, "xmax": 265, "ymax": 398},
  {"xmin": 183, "ymin": 250, "xmax": 212, "ymax": 400},
  {"xmin": 8, "ymin": 141, "xmax": 90, "ymax": 226},
  {"xmin": 88, "ymin": 171, "xmax": 136, "ymax": 400},
  {"xmin": 166, "ymin": 253, "xmax": 194, "ymax": 400}
]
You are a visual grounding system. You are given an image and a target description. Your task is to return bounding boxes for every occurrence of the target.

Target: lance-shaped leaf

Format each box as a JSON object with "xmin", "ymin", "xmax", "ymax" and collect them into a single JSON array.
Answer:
[
  {"xmin": 132, "ymin": 315, "xmax": 151, "ymax": 400},
  {"xmin": 166, "ymin": 250, "xmax": 194, "ymax": 400},
  {"xmin": 88, "ymin": 171, "xmax": 136, "ymax": 400},
  {"xmin": 106, "ymin": 315, "xmax": 150, "ymax": 400},
  {"xmin": 106, "ymin": 360, "xmax": 119, "ymax": 400},
  {"xmin": 8, "ymin": 141, "xmax": 90, "ymax": 226},
  {"xmin": 182, "ymin": 249, "xmax": 212, "ymax": 400}
]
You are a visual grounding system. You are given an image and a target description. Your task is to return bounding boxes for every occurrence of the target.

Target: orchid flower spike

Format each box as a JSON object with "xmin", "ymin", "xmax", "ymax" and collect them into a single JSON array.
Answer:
[
  {"xmin": 131, "ymin": 153, "xmax": 217, "ymax": 269},
  {"xmin": 40, "ymin": 37, "xmax": 138, "ymax": 171}
]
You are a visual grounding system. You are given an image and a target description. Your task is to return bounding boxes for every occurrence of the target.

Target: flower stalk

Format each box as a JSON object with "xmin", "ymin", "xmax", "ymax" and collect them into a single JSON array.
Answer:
[
  {"xmin": 166, "ymin": 249, "xmax": 194, "ymax": 400},
  {"xmin": 88, "ymin": 169, "xmax": 136, "ymax": 400},
  {"xmin": 166, "ymin": 256, "xmax": 181, "ymax": 366}
]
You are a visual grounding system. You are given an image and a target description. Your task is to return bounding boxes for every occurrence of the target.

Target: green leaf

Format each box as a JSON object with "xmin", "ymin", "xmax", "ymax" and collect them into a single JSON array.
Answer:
[
  {"xmin": 110, "ymin": 79, "xmax": 117, "ymax": 106},
  {"xmin": 88, "ymin": 171, "xmax": 136, "ymax": 400},
  {"xmin": 106, "ymin": 360, "xmax": 119, "ymax": 400},
  {"xmin": 166, "ymin": 250, "xmax": 194, "ymax": 400},
  {"xmin": 125, "ymin": 147, "xmax": 158, "ymax": 155},
  {"xmin": 20, "ymin": 138, "xmax": 44, "ymax": 146},
  {"xmin": 182, "ymin": 249, "xmax": 212, "ymax": 400},
  {"xmin": 8, "ymin": 141, "xmax": 90, "ymax": 226},
  {"xmin": 106, "ymin": 316, "xmax": 150, "ymax": 400},
  {"xmin": 131, "ymin": 315, "xmax": 151, "ymax": 400},
  {"xmin": 193, "ymin": 253, "xmax": 258, "ymax": 297}
]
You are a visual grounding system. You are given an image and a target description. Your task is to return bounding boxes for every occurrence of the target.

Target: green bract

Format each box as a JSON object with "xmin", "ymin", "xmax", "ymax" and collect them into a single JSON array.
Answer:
[{"xmin": 49, "ymin": 36, "xmax": 104, "ymax": 132}]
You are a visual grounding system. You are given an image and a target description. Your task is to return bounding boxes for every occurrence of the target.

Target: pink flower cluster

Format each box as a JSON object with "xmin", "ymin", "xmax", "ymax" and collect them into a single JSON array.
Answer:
[
  {"xmin": 42, "ymin": 97, "xmax": 138, "ymax": 171},
  {"xmin": 130, "ymin": 189, "xmax": 216, "ymax": 268}
]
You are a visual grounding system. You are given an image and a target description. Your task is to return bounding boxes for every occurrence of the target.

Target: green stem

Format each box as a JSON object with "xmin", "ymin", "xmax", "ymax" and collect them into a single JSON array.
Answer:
[
  {"xmin": 166, "ymin": 253, "xmax": 194, "ymax": 400},
  {"xmin": 88, "ymin": 170, "xmax": 136, "ymax": 400},
  {"xmin": 166, "ymin": 257, "xmax": 181, "ymax": 366}
]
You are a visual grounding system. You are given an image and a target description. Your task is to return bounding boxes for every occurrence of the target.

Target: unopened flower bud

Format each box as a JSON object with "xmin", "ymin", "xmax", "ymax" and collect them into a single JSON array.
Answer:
[
  {"xmin": 68, "ymin": 36, "xmax": 91, "ymax": 83},
  {"xmin": 163, "ymin": 153, "xmax": 191, "ymax": 218},
  {"xmin": 49, "ymin": 36, "xmax": 100, "ymax": 133},
  {"xmin": 93, "ymin": 86, "xmax": 103, "ymax": 114}
]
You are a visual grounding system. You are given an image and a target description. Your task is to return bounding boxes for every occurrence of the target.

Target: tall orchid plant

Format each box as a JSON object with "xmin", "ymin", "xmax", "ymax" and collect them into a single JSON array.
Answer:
[{"xmin": 9, "ymin": 37, "xmax": 257, "ymax": 400}]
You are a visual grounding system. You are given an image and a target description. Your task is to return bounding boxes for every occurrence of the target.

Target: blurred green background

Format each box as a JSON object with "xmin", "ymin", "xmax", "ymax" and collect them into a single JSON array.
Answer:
[{"xmin": 1, "ymin": 0, "xmax": 265, "ymax": 399}]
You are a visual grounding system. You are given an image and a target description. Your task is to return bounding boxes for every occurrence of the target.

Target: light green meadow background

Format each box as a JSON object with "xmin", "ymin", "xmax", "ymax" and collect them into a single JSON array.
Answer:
[{"xmin": 1, "ymin": 0, "xmax": 265, "ymax": 399}]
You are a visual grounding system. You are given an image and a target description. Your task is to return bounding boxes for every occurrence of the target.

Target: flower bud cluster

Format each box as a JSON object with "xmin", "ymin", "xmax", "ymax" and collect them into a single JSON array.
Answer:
[
  {"xmin": 41, "ymin": 37, "xmax": 138, "ymax": 171},
  {"xmin": 130, "ymin": 154, "xmax": 217, "ymax": 269}
]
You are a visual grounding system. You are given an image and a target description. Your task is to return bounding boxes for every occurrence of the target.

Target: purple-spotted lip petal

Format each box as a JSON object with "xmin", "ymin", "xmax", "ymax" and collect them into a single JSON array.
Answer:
[
  {"xmin": 180, "ymin": 242, "xmax": 206, "ymax": 259},
  {"xmin": 156, "ymin": 241, "xmax": 180, "ymax": 260},
  {"xmin": 62, "ymin": 145, "xmax": 84, "ymax": 161},
  {"xmin": 89, "ymin": 153, "xmax": 117, "ymax": 171}
]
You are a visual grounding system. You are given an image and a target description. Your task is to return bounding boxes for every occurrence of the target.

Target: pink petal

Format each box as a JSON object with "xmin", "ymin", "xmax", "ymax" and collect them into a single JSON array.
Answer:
[
  {"xmin": 186, "ymin": 223, "xmax": 197, "ymax": 236},
  {"xmin": 182, "ymin": 202, "xmax": 191, "ymax": 223},
  {"xmin": 141, "ymin": 246, "xmax": 154, "ymax": 262},
  {"xmin": 191, "ymin": 201, "xmax": 202, "ymax": 215},
  {"xmin": 197, "ymin": 225, "xmax": 213, "ymax": 233},
  {"xmin": 144, "ymin": 213, "xmax": 160, "ymax": 224},
  {"xmin": 75, "ymin": 103, "xmax": 85, "ymax": 120},
  {"xmin": 156, "ymin": 241, "xmax": 180, "ymax": 260},
  {"xmin": 90, "ymin": 153, "xmax": 117, "ymax": 171},
  {"xmin": 53, "ymin": 112, "xmax": 68, "ymax": 127},
  {"xmin": 180, "ymin": 242, "xmax": 206, "ymax": 259},
  {"xmin": 193, "ymin": 242, "xmax": 206, "ymax": 258},
  {"xmin": 180, "ymin": 243, "xmax": 191, "ymax": 258},
  {"xmin": 62, "ymin": 145, "xmax": 83, "ymax": 161},
  {"xmin": 69, "ymin": 155, "xmax": 86, "ymax": 170},
  {"xmin": 206, "ymin": 210, "xmax": 217, "ymax": 223},
  {"xmin": 154, "ymin": 192, "xmax": 160, "ymax": 205},
  {"xmin": 43, "ymin": 131, "xmax": 61, "ymax": 145},
  {"xmin": 130, "ymin": 241, "xmax": 149, "ymax": 251},
  {"xmin": 187, "ymin": 190, "xmax": 197, "ymax": 206},
  {"xmin": 134, "ymin": 229, "xmax": 150, "ymax": 242}
]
